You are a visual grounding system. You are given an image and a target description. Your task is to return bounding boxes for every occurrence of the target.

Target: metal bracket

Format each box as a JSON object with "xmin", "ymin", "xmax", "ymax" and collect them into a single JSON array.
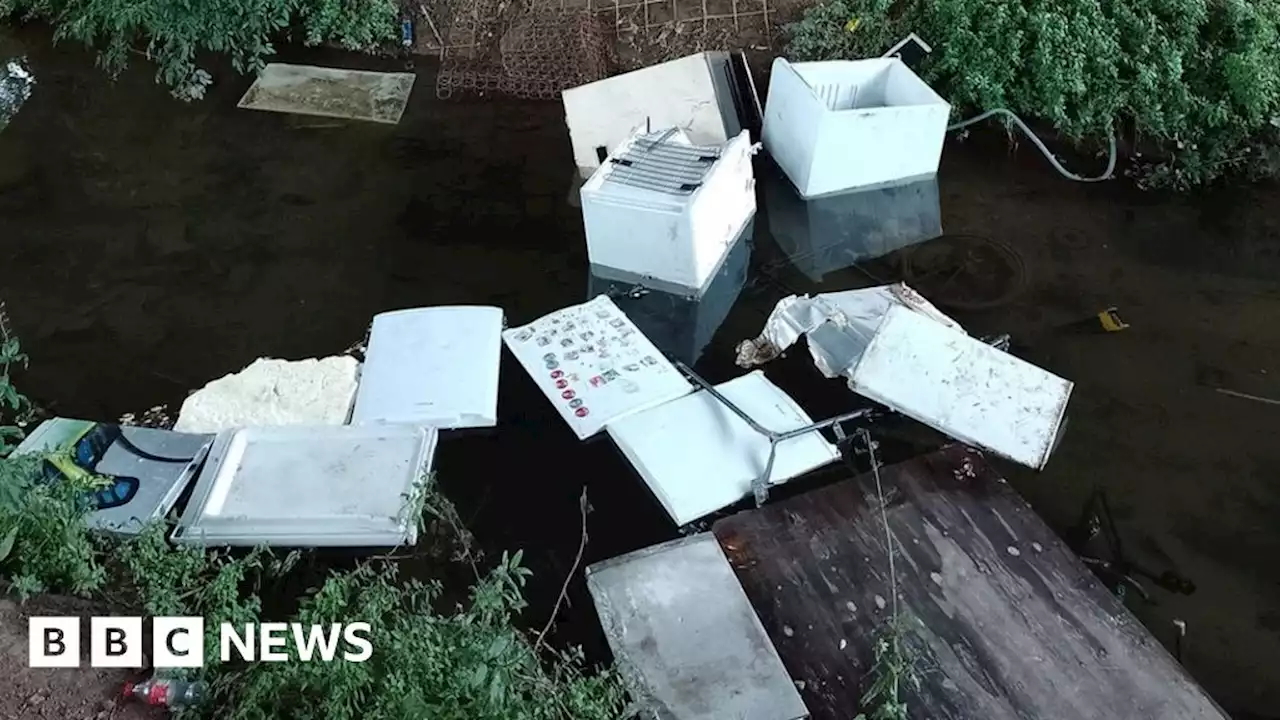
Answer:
[{"xmin": 670, "ymin": 359, "xmax": 874, "ymax": 507}]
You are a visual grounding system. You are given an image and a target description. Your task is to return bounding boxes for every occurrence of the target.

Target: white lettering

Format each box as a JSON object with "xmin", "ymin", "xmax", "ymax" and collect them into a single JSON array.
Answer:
[
  {"xmin": 153, "ymin": 617, "xmax": 204, "ymax": 669},
  {"xmin": 342, "ymin": 623, "xmax": 373, "ymax": 662},
  {"xmin": 220, "ymin": 623, "xmax": 255, "ymax": 662},
  {"xmin": 259, "ymin": 623, "xmax": 289, "ymax": 662},
  {"xmin": 290, "ymin": 623, "xmax": 342, "ymax": 662}
]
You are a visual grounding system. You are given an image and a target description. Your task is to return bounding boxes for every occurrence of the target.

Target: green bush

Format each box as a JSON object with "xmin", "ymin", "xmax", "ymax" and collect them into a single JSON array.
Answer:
[
  {"xmin": 217, "ymin": 558, "xmax": 629, "ymax": 720},
  {"xmin": 1, "ymin": 0, "xmax": 399, "ymax": 99},
  {"xmin": 784, "ymin": 0, "xmax": 1280, "ymax": 188}
]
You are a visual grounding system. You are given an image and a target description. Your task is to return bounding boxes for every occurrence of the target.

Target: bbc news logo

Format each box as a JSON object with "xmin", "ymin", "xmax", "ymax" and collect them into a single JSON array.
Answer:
[{"xmin": 29, "ymin": 617, "xmax": 373, "ymax": 668}]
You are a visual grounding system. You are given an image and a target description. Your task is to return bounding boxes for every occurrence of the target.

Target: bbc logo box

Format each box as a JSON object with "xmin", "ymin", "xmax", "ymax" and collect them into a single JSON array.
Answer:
[{"xmin": 29, "ymin": 616, "xmax": 204, "ymax": 669}]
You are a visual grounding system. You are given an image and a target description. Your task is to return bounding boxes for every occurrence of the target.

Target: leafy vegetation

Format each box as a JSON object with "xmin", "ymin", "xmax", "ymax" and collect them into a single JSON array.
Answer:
[
  {"xmin": 218, "ymin": 558, "xmax": 628, "ymax": 720},
  {"xmin": 0, "ymin": 305, "xmax": 628, "ymax": 719},
  {"xmin": 785, "ymin": 0, "xmax": 1280, "ymax": 188},
  {"xmin": 854, "ymin": 615, "xmax": 918, "ymax": 720},
  {"xmin": 0, "ymin": 302, "xmax": 32, "ymax": 453},
  {"xmin": 852, "ymin": 430, "xmax": 918, "ymax": 720},
  {"xmin": 0, "ymin": 0, "xmax": 399, "ymax": 99}
]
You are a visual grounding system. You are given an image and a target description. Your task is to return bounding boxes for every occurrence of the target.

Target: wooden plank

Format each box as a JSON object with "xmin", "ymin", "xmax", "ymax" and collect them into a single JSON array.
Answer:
[{"xmin": 711, "ymin": 445, "xmax": 1228, "ymax": 720}]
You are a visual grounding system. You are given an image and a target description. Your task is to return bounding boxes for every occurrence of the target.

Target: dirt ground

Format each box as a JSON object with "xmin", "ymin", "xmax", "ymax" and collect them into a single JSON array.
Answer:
[
  {"xmin": 0, "ymin": 595, "xmax": 158, "ymax": 720},
  {"xmin": 1, "ymin": 24, "xmax": 1278, "ymax": 719}
]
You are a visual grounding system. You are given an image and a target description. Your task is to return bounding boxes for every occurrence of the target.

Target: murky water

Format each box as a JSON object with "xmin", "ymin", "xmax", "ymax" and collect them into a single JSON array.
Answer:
[{"xmin": 3, "ymin": 26, "xmax": 1279, "ymax": 718}]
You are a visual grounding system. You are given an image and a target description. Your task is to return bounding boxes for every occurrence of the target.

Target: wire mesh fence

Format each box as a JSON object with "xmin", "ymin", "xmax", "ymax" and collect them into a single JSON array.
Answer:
[{"xmin": 420, "ymin": 0, "xmax": 775, "ymax": 101}]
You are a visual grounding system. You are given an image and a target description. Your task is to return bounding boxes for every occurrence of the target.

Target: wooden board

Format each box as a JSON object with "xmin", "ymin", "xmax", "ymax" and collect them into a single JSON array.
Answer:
[{"xmin": 711, "ymin": 445, "xmax": 1228, "ymax": 720}]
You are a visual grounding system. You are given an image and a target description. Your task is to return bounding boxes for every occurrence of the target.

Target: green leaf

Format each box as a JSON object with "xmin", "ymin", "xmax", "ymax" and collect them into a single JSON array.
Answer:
[
  {"xmin": 486, "ymin": 633, "xmax": 511, "ymax": 659},
  {"xmin": 487, "ymin": 672, "xmax": 506, "ymax": 706},
  {"xmin": 0, "ymin": 381, "xmax": 18, "ymax": 410},
  {"xmin": 0, "ymin": 525, "xmax": 18, "ymax": 563}
]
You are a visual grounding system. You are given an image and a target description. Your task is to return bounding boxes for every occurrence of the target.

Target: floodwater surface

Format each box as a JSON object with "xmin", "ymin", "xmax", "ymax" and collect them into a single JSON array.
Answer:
[{"xmin": 2, "ymin": 27, "xmax": 1279, "ymax": 718}]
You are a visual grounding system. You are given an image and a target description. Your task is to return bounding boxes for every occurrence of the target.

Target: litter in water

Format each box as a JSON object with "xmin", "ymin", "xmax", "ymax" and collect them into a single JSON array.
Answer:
[
  {"xmin": 739, "ymin": 284, "xmax": 1072, "ymax": 469},
  {"xmin": 502, "ymin": 295, "xmax": 692, "ymax": 440},
  {"xmin": 11, "ymin": 419, "xmax": 212, "ymax": 535},
  {"xmin": 352, "ymin": 305, "xmax": 504, "ymax": 429},
  {"xmin": 585, "ymin": 533, "xmax": 807, "ymax": 720},
  {"xmin": 561, "ymin": 51, "xmax": 756, "ymax": 179},
  {"xmin": 237, "ymin": 64, "xmax": 416, "ymax": 125},
  {"xmin": 606, "ymin": 370, "xmax": 840, "ymax": 526},
  {"xmin": 171, "ymin": 424, "xmax": 435, "ymax": 547},
  {"xmin": 762, "ymin": 57, "xmax": 949, "ymax": 197},
  {"xmin": 174, "ymin": 356, "xmax": 359, "ymax": 434},
  {"xmin": 580, "ymin": 126, "xmax": 758, "ymax": 293}
]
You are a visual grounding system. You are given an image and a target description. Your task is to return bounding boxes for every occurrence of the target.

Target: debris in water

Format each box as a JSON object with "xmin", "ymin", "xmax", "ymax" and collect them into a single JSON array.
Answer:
[
  {"xmin": 605, "ymin": 371, "xmax": 840, "ymax": 525},
  {"xmin": 561, "ymin": 51, "xmax": 754, "ymax": 180},
  {"xmin": 237, "ymin": 64, "xmax": 416, "ymax": 125},
  {"xmin": 580, "ymin": 126, "xmax": 757, "ymax": 291},
  {"xmin": 1215, "ymin": 387, "xmax": 1280, "ymax": 406},
  {"xmin": 762, "ymin": 57, "xmax": 949, "ymax": 196},
  {"xmin": 119, "ymin": 404, "xmax": 175, "ymax": 430},
  {"xmin": 10, "ymin": 419, "xmax": 211, "ymax": 535},
  {"xmin": 351, "ymin": 305, "xmax": 504, "ymax": 429},
  {"xmin": 0, "ymin": 58, "xmax": 34, "ymax": 131},
  {"xmin": 738, "ymin": 283, "xmax": 1073, "ymax": 470},
  {"xmin": 172, "ymin": 424, "xmax": 435, "ymax": 548},
  {"xmin": 1062, "ymin": 307, "xmax": 1129, "ymax": 334},
  {"xmin": 502, "ymin": 295, "xmax": 693, "ymax": 439},
  {"xmin": 584, "ymin": 534, "xmax": 805, "ymax": 718},
  {"xmin": 174, "ymin": 356, "xmax": 359, "ymax": 433}
]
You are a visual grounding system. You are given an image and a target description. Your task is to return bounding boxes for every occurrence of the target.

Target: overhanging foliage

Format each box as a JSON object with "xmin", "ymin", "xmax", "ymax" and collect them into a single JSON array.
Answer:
[{"xmin": 0, "ymin": 0, "xmax": 399, "ymax": 99}]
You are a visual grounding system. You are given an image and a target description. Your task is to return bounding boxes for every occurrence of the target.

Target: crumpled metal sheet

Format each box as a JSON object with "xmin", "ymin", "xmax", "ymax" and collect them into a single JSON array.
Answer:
[
  {"xmin": 0, "ymin": 58, "xmax": 34, "ymax": 131},
  {"xmin": 735, "ymin": 282, "xmax": 961, "ymax": 377},
  {"xmin": 737, "ymin": 282, "xmax": 1073, "ymax": 470}
]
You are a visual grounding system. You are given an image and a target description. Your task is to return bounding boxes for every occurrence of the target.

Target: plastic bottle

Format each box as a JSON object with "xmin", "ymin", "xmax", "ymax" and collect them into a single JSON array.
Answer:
[
  {"xmin": 401, "ymin": 18, "xmax": 415, "ymax": 48},
  {"xmin": 122, "ymin": 677, "xmax": 207, "ymax": 709}
]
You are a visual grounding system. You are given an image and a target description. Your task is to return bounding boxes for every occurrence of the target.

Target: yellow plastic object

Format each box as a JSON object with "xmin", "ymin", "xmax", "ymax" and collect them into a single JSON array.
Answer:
[
  {"xmin": 43, "ymin": 422, "xmax": 97, "ymax": 486},
  {"xmin": 1098, "ymin": 308, "xmax": 1129, "ymax": 332}
]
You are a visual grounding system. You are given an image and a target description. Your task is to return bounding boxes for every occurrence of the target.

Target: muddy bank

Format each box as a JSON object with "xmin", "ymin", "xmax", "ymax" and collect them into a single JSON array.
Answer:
[
  {"xmin": 1, "ymin": 25, "xmax": 1278, "ymax": 718},
  {"xmin": 0, "ymin": 593, "xmax": 161, "ymax": 720}
]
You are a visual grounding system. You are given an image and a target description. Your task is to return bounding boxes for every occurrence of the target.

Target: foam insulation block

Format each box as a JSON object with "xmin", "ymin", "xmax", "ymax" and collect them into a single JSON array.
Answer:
[{"xmin": 174, "ymin": 357, "xmax": 359, "ymax": 433}]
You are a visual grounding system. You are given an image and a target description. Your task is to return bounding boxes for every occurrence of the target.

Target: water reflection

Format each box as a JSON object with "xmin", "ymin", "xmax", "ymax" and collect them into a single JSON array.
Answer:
[
  {"xmin": 762, "ymin": 169, "xmax": 941, "ymax": 283},
  {"xmin": 588, "ymin": 220, "xmax": 753, "ymax": 365}
]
